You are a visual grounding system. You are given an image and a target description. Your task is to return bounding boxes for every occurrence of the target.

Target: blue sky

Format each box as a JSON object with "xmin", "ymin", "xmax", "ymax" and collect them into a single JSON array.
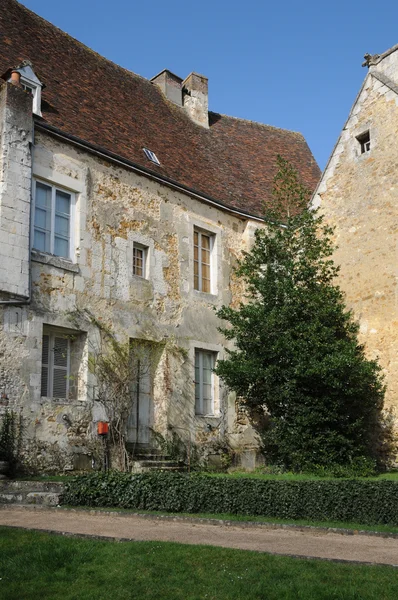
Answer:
[{"xmin": 19, "ymin": 0, "xmax": 398, "ymax": 170}]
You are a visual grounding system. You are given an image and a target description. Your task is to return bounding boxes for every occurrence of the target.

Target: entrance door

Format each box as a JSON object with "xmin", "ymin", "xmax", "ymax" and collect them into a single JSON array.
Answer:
[{"xmin": 127, "ymin": 355, "xmax": 151, "ymax": 445}]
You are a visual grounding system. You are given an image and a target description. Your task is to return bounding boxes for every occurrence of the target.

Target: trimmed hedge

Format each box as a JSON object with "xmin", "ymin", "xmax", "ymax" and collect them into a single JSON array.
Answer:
[{"xmin": 63, "ymin": 471, "xmax": 398, "ymax": 526}]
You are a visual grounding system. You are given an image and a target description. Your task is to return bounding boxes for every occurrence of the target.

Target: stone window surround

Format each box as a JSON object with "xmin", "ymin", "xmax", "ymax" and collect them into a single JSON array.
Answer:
[
  {"xmin": 132, "ymin": 241, "xmax": 149, "ymax": 279},
  {"xmin": 39, "ymin": 324, "xmax": 87, "ymax": 403},
  {"xmin": 127, "ymin": 233, "xmax": 156, "ymax": 284},
  {"xmin": 31, "ymin": 165, "xmax": 84, "ymax": 265},
  {"xmin": 189, "ymin": 340, "xmax": 223, "ymax": 418},
  {"xmin": 31, "ymin": 249, "xmax": 80, "ymax": 273},
  {"xmin": 351, "ymin": 124, "xmax": 377, "ymax": 161},
  {"xmin": 32, "ymin": 178, "xmax": 76, "ymax": 262},
  {"xmin": 189, "ymin": 217, "xmax": 221, "ymax": 299},
  {"xmin": 356, "ymin": 130, "xmax": 371, "ymax": 154},
  {"xmin": 194, "ymin": 228, "xmax": 212, "ymax": 293},
  {"xmin": 41, "ymin": 328, "xmax": 71, "ymax": 400},
  {"xmin": 195, "ymin": 348, "xmax": 217, "ymax": 416}
]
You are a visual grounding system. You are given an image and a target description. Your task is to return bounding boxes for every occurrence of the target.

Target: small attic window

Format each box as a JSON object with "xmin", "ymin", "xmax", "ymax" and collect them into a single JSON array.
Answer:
[
  {"xmin": 21, "ymin": 82, "xmax": 34, "ymax": 94},
  {"xmin": 143, "ymin": 148, "xmax": 160, "ymax": 165},
  {"xmin": 357, "ymin": 131, "xmax": 371, "ymax": 154},
  {"xmin": 8, "ymin": 64, "xmax": 43, "ymax": 117}
]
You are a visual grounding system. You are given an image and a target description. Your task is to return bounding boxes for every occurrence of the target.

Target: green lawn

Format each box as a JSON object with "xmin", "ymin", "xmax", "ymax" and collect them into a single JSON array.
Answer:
[
  {"xmin": 1, "ymin": 527, "xmax": 398, "ymax": 600},
  {"xmin": 14, "ymin": 469, "xmax": 398, "ymax": 484},
  {"xmin": 208, "ymin": 469, "xmax": 398, "ymax": 481}
]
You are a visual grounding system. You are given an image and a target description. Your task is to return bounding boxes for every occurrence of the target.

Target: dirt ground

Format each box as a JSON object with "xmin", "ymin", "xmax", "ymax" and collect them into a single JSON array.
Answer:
[{"xmin": 1, "ymin": 505, "xmax": 398, "ymax": 566}]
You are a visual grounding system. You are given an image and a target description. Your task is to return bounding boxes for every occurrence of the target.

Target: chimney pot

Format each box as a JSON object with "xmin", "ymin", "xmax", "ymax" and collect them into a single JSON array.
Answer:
[{"xmin": 10, "ymin": 70, "xmax": 21, "ymax": 86}]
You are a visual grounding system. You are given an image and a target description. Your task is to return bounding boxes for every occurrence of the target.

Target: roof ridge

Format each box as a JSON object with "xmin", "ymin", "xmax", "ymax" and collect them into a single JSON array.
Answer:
[
  {"xmin": 14, "ymin": 0, "xmax": 148, "ymax": 84},
  {"xmin": 210, "ymin": 111, "xmax": 304, "ymax": 136}
]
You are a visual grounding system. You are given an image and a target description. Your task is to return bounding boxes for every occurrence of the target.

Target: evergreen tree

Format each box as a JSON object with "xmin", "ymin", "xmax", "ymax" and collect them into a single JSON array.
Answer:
[{"xmin": 216, "ymin": 156, "xmax": 387, "ymax": 472}]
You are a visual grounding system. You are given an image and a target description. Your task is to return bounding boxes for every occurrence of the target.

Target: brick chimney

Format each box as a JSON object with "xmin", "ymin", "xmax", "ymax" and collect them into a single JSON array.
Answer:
[
  {"xmin": 182, "ymin": 72, "xmax": 209, "ymax": 128},
  {"xmin": 151, "ymin": 69, "xmax": 183, "ymax": 106}
]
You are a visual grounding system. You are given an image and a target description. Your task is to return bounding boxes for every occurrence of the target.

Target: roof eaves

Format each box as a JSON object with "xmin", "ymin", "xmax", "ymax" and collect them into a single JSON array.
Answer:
[{"xmin": 35, "ymin": 120, "xmax": 265, "ymax": 222}]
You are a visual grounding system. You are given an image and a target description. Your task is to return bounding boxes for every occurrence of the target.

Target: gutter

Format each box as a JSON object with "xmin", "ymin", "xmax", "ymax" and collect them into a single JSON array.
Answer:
[{"xmin": 35, "ymin": 121, "xmax": 265, "ymax": 223}]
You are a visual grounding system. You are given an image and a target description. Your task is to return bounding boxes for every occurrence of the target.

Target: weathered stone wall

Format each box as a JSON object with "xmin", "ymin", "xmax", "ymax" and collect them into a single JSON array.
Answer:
[
  {"xmin": 0, "ymin": 127, "xmax": 261, "ymax": 470},
  {"xmin": 313, "ymin": 52, "xmax": 398, "ymax": 413},
  {"xmin": 0, "ymin": 82, "xmax": 32, "ymax": 298}
]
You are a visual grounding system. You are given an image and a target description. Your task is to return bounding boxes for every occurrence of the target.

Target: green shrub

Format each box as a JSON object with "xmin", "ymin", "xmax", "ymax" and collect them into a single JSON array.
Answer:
[
  {"xmin": 63, "ymin": 471, "xmax": 398, "ymax": 526},
  {"xmin": 0, "ymin": 410, "xmax": 21, "ymax": 476},
  {"xmin": 301, "ymin": 457, "xmax": 378, "ymax": 478}
]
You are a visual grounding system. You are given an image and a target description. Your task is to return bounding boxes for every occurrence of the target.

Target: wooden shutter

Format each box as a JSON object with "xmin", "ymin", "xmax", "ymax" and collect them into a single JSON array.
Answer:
[
  {"xmin": 52, "ymin": 336, "xmax": 69, "ymax": 398},
  {"xmin": 194, "ymin": 350, "xmax": 201, "ymax": 414},
  {"xmin": 41, "ymin": 334, "xmax": 50, "ymax": 397}
]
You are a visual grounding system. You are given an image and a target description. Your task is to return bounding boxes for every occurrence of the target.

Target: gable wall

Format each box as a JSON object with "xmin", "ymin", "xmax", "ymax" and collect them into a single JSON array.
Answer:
[{"xmin": 313, "ymin": 61, "xmax": 398, "ymax": 412}]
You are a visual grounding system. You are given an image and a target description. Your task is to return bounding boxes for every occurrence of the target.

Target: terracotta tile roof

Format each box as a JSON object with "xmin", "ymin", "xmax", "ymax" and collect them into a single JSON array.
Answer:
[{"xmin": 0, "ymin": 0, "xmax": 320, "ymax": 218}]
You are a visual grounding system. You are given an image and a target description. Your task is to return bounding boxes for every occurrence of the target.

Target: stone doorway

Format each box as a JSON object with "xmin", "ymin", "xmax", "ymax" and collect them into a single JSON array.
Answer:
[{"xmin": 127, "ymin": 343, "xmax": 152, "ymax": 446}]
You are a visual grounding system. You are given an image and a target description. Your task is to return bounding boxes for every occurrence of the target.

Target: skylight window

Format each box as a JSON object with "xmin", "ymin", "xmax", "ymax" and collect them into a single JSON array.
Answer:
[{"xmin": 143, "ymin": 148, "xmax": 160, "ymax": 165}]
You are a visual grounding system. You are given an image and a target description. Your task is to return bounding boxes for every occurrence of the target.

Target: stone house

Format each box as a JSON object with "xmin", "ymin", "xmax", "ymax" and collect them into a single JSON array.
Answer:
[
  {"xmin": 0, "ymin": 0, "xmax": 320, "ymax": 471},
  {"xmin": 313, "ymin": 44, "xmax": 398, "ymax": 421}
]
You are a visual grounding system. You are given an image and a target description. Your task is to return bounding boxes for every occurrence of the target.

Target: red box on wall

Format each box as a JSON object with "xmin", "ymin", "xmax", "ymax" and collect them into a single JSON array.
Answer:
[{"xmin": 97, "ymin": 421, "xmax": 109, "ymax": 436}]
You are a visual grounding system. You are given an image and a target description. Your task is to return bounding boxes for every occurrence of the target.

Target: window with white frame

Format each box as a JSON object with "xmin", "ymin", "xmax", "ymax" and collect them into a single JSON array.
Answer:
[
  {"xmin": 194, "ymin": 228, "xmax": 214, "ymax": 293},
  {"xmin": 195, "ymin": 349, "xmax": 217, "ymax": 415},
  {"xmin": 33, "ymin": 180, "xmax": 74, "ymax": 260},
  {"xmin": 41, "ymin": 331, "xmax": 71, "ymax": 399},
  {"xmin": 8, "ymin": 64, "xmax": 43, "ymax": 116},
  {"xmin": 133, "ymin": 243, "xmax": 148, "ymax": 278}
]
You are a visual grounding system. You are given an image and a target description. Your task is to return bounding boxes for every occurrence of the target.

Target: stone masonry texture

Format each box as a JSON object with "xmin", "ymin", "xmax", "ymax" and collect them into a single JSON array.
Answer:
[{"xmin": 313, "ymin": 46, "xmax": 398, "ymax": 417}]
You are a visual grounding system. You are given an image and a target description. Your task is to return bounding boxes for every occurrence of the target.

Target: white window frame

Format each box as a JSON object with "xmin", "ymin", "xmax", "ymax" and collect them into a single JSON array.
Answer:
[
  {"xmin": 41, "ymin": 330, "xmax": 71, "ymax": 400},
  {"xmin": 20, "ymin": 78, "xmax": 42, "ymax": 115},
  {"xmin": 194, "ymin": 349, "xmax": 217, "ymax": 416},
  {"xmin": 32, "ymin": 179, "xmax": 76, "ymax": 261},
  {"xmin": 132, "ymin": 242, "xmax": 149, "ymax": 278},
  {"xmin": 194, "ymin": 228, "xmax": 215, "ymax": 294}
]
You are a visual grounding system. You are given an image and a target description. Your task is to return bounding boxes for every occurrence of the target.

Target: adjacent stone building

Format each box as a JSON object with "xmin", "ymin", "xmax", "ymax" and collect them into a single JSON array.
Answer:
[
  {"xmin": 0, "ymin": 0, "xmax": 320, "ymax": 471},
  {"xmin": 313, "ymin": 44, "xmax": 398, "ymax": 418}
]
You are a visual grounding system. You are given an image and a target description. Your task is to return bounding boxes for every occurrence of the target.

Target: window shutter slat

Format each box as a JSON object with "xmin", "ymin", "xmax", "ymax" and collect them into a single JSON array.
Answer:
[
  {"xmin": 41, "ymin": 365, "xmax": 49, "ymax": 397},
  {"xmin": 52, "ymin": 367, "xmax": 68, "ymax": 398},
  {"xmin": 41, "ymin": 335, "xmax": 50, "ymax": 396},
  {"xmin": 42, "ymin": 335, "xmax": 49, "ymax": 364},
  {"xmin": 53, "ymin": 337, "xmax": 68, "ymax": 367}
]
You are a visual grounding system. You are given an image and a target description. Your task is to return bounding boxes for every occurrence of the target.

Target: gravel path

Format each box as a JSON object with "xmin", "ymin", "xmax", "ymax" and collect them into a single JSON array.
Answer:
[{"xmin": 1, "ymin": 505, "xmax": 398, "ymax": 566}]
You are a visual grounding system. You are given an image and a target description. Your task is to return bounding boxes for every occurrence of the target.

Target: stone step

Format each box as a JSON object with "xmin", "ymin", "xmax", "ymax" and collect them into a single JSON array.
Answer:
[
  {"xmin": 144, "ymin": 466, "xmax": 185, "ymax": 472},
  {"xmin": 132, "ymin": 460, "xmax": 180, "ymax": 469},
  {"xmin": 126, "ymin": 445, "xmax": 164, "ymax": 456},
  {"xmin": 0, "ymin": 481, "xmax": 64, "ymax": 506},
  {"xmin": 132, "ymin": 454, "xmax": 175, "ymax": 462},
  {"xmin": 131, "ymin": 460, "xmax": 186, "ymax": 473}
]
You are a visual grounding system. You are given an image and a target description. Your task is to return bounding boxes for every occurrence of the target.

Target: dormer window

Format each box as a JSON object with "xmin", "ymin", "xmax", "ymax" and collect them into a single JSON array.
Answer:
[{"xmin": 9, "ymin": 63, "xmax": 43, "ymax": 116}]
